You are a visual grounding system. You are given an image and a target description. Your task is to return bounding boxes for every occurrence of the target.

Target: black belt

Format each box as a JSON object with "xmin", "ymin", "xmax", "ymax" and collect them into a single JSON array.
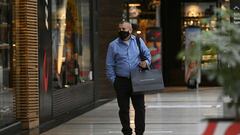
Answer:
[{"xmin": 116, "ymin": 75, "xmax": 131, "ymax": 79}]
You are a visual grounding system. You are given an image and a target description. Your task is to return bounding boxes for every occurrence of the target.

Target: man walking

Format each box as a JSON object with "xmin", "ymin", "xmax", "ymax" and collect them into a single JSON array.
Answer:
[{"xmin": 106, "ymin": 21, "xmax": 151, "ymax": 135}]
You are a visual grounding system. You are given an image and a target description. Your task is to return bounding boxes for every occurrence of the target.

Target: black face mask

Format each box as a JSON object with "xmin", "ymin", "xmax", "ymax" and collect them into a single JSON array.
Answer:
[{"xmin": 118, "ymin": 31, "xmax": 130, "ymax": 40}]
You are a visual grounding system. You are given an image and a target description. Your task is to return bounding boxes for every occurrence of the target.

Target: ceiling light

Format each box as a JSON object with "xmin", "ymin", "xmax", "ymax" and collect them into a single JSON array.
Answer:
[{"xmin": 128, "ymin": 3, "xmax": 141, "ymax": 7}]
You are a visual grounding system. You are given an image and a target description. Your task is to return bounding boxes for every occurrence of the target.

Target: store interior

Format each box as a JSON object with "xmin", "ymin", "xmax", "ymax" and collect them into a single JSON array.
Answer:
[{"xmin": 123, "ymin": 0, "xmax": 228, "ymax": 86}]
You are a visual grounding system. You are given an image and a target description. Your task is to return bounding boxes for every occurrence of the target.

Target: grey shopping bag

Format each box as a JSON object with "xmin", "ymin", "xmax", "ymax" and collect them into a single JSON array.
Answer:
[{"xmin": 131, "ymin": 68, "xmax": 164, "ymax": 94}]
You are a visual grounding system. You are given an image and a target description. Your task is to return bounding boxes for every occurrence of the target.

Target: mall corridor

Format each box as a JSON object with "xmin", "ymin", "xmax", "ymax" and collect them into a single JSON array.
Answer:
[{"xmin": 41, "ymin": 87, "xmax": 223, "ymax": 135}]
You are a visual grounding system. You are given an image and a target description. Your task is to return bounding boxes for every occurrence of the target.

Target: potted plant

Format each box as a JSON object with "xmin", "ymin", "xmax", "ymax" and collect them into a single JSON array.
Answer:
[
  {"xmin": 179, "ymin": 8, "xmax": 240, "ymax": 134},
  {"xmin": 196, "ymin": 8, "xmax": 240, "ymax": 117}
]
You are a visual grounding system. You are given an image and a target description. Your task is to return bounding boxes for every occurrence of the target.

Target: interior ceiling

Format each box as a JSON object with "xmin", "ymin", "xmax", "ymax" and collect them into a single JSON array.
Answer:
[
  {"xmin": 126, "ymin": 0, "xmax": 159, "ymax": 11},
  {"xmin": 126, "ymin": 0, "xmax": 218, "ymax": 19},
  {"xmin": 139, "ymin": 0, "xmax": 160, "ymax": 19}
]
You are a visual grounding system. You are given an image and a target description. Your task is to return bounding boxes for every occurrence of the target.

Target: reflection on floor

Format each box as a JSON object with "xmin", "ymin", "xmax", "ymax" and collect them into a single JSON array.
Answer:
[{"xmin": 41, "ymin": 87, "xmax": 223, "ymax": 135}]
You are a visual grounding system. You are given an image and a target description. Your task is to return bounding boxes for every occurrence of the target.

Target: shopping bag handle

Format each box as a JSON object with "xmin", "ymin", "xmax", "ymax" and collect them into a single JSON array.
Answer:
[
  {"xmin": 146, "ymin": 64, "xmax": 151, "ymax": 70},
  {"xmin": 139, "ymin": 64, "xmax": 151, "ymax": 72}
]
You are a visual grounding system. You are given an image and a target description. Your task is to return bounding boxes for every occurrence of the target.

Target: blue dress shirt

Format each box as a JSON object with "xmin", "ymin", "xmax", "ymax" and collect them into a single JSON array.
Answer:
[{"xmin": 106, "ymin": 35, "xmax": 151, "ymax": 83}]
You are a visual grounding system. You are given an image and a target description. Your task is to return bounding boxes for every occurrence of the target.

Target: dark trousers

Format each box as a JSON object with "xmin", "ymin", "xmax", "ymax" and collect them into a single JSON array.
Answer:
[{"xmin": 114, "ymin": 76, "xmax": 145, "ymax": 135}]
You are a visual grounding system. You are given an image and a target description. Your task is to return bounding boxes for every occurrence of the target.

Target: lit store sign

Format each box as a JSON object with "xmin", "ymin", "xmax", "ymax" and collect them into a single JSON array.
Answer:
[
  {"xmin": 231, "ymin": 0, "xmax": 240, "ymax": 24},
  {"xmin": 232, "ymin": 7, "xmax": 240, "ymax": 24}
]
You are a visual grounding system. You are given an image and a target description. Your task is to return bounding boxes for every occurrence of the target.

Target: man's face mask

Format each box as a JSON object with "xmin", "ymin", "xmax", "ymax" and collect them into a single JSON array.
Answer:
[{"xmin": 118, "ymin": 31, "xmax": 130, "ymax": 40}]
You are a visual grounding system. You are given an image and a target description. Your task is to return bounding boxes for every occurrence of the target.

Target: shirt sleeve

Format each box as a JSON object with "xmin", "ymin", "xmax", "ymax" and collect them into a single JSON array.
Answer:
[
  {"xmin": 139, "ymin": 38, "xmax": 151, "ymax": 66},
  {"xmin": 106, "ymin": 43, "xmax": 116, "ymax": 84}
]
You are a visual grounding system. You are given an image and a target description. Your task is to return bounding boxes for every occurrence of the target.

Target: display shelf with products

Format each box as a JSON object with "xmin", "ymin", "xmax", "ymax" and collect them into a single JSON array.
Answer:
[
  {"xmin": 201, "ymin": 54, "xmax": 218, "ymax": 70},
  {"xmin": 182, "ymin": 16, "xmax": 217, "ymax": 32},
  {"xmin": 181, "ymin": 3, "xmax": 218, "ymax": 72}
]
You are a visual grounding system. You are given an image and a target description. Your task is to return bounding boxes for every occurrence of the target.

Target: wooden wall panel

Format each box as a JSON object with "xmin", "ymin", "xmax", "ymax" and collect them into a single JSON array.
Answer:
[
  {"xmin": 95, "ymin": 0, "xmax": 124, "ymax": 99},
  {"xmin": 12, "ymin": 0, "xmax": 39, "ymax": 129}
]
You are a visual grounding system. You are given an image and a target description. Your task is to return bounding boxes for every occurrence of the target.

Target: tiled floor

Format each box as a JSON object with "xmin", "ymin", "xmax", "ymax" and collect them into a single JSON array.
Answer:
[{"xmin": 41, "ymin": 87, "xmax": 223, "ymax": 135}]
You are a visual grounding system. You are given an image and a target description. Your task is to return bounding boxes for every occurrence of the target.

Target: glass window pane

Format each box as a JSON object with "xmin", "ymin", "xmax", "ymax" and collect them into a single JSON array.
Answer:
[
  {"xmin": 79, "ymin": 0, "xmax": 92, "ymax": 81},
  {"xmin": 52, "ymin": 0, "xmax": 92, "ymax": 89},
  {"xmin": 0, "ymin": 0, "xmax": 15, "ymax": 128}
]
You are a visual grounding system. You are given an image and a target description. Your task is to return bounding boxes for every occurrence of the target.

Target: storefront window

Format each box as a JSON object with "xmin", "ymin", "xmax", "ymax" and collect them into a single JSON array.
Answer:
[
  {"xmin": 52, "ymin": 0, "xmax": 92, "ymax": 89},
  {"xmin": 0, "ymin": 0, "xmax": 15, "ymax": 128}
]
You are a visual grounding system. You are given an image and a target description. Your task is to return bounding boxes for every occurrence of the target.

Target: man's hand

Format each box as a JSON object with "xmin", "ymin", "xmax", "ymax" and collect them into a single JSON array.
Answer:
[{"xmin": 139, "ymin": 61, "xmax": 147, "ymax": 68}]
